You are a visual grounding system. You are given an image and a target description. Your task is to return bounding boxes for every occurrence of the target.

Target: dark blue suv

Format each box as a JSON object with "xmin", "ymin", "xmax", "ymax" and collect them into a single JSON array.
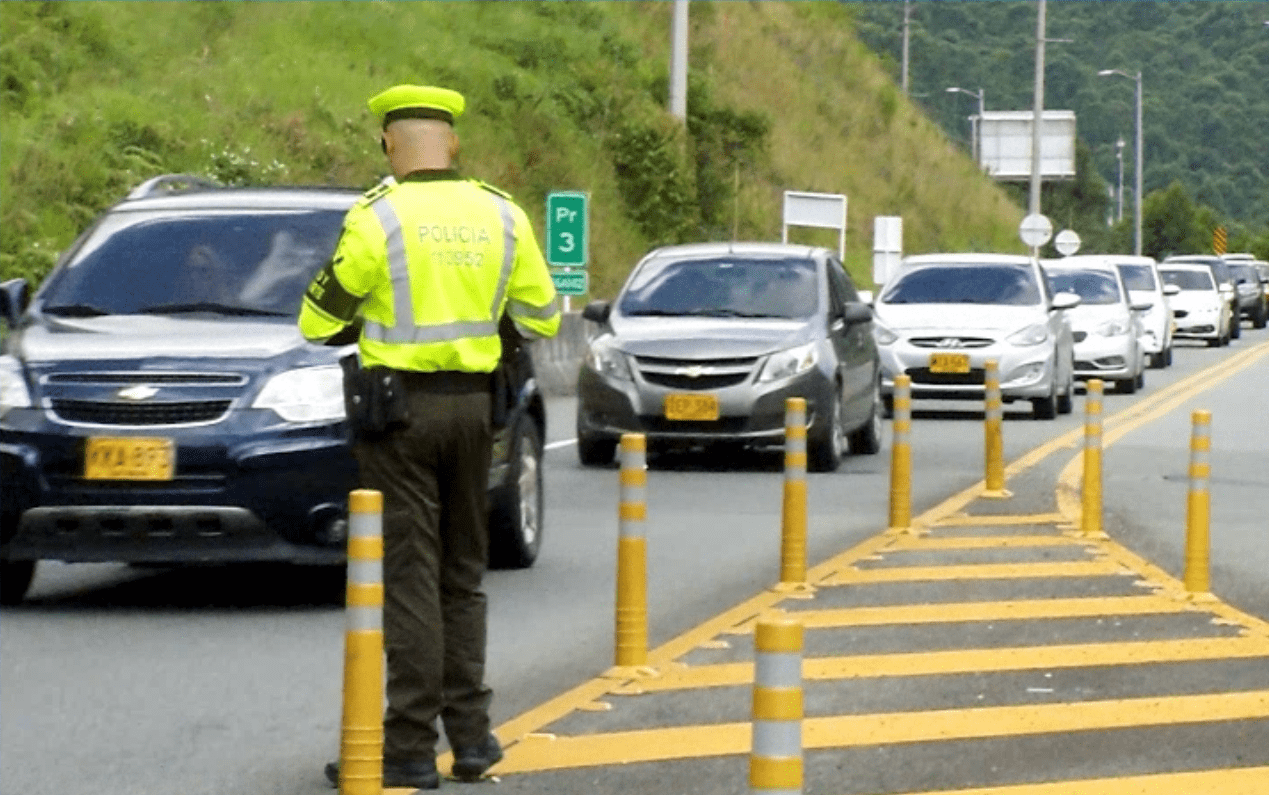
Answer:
[{"xmin": 0, "ymin": 175, "xmax": 546, "ymax": 604}]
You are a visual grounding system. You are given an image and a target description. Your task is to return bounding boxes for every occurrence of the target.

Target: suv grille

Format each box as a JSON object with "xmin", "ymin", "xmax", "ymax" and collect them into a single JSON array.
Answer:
[
  {"xmin": 634, "ymin": 355, "xmax": 758, "ymax": 391},
  {"xmin": 50, "ymin": 398, "xmax": 232, "ymax": 426}
]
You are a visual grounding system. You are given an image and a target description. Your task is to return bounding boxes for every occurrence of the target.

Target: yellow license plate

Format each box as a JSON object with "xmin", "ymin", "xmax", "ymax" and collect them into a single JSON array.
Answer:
[
  {"xmin": 664, "ymin": 393, "xmax": 720, "ymax": 421},
  {"xmin": 929, "ymin": 352, "xmax": 971, "ymax": 374},
  {"xmin": 84, "ymin": 437, "xmax": 174, "ymax": 481}
]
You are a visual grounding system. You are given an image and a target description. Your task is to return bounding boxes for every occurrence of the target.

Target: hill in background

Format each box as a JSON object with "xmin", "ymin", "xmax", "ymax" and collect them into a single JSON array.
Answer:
[
  {"xmin": 2, "ymin": 1, "xmax": 1027, "ymax": 295},
  {"xmin": 849, "ymin": 1, "xmax": 1269, "ymax": 235}
]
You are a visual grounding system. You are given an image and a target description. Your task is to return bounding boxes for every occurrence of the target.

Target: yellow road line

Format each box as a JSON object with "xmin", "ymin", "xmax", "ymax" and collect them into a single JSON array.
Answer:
[
  {"xmin": 619, "ymin": 635, "xmax": 1269, "ymax": 691},
  {"xmin": 722, "ymin": 594, "xmax": 1196, "ymax": 633},
  {"xmin": 886, "ymin": 765, "xmax": 1269, "ymax": 795},
  {"xmin": 930, "ymin": 513, "xmax": 1068, "ymax": 526},
  {"xmin": 885, "ymin": 534, "xmax": 1090, "ymax": 551},
  {"xmin": 493, "ymin": 690, "xmax": 1269, "ymax": 773},
  {"xmin": 821, "ymin": 559, "xmax": 1128, "ymax": 585}
]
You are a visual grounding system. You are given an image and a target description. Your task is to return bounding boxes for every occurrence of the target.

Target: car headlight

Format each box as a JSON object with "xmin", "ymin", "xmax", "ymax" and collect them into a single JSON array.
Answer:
[
  {"xmin": 585, "ymin": 339, "xmax": 633, "ymax": 381},
  {"xmin": 253, "ymin": 365, "xmax": 346, "ymax": 423},
  {"xmin": 758, "ymin": 342, "xmax": 818, "ymax": 383},
  {"xmin": 0, "ymin": 356, "xmax": 32, "ymax": 418},
  {"xmin": 872, "ymin": 322, "xmax": 899, "ymax": 346},
  {"xmin": 1095, "ymin": 319, "xmax": 1130, "ymax": 337},
  {"xmin": 1006, "ymin": 324, "xmax": 1050, "ymax": 347}
]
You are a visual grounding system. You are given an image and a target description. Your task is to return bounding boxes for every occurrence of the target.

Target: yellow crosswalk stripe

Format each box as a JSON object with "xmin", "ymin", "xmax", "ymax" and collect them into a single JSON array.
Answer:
[{"xmin": 887, "ymin": 765, "xmax": 1269, "ymax": 795}]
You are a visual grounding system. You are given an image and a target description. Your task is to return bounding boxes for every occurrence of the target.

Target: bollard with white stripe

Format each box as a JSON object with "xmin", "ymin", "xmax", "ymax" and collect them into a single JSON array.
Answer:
[
  {"xmin": 888, "ymin": 375, "xmax": 912, "ymax": 531},
  {"xmin": 779, "ymin": 398, "xmax": 808, "ymax": 588},
  {"xmin": 614, "ymin": 433, "xmax": 649, "ymax": 669},
  {"xmin": 982, "ymin": 359, "xmax": 1010, "ymax": 499},
  {"xmin": 1184, "ymin": 410, "xmax": 1213, "ymax": 597},
  {"xmin": 750, "ymin": 615, "xmax": 804, "ymax": 795},
  {"xmin": 1080, "ymin": 379, "xmax": 1106, "ymax": 538},
  {"xmin": 339, "ymin": 489, "xmax": 384, "ymax": 795}
]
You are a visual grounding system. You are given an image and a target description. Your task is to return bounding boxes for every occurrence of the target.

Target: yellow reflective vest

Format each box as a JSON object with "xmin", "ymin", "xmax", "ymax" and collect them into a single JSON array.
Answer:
[{"xmin": 298, "ymin": 172, "xmax": 560, "ymax": 372}]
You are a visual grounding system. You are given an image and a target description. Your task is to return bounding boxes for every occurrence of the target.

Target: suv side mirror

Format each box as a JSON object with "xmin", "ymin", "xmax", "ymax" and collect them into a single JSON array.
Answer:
[
  {"xmin": 582, "ymin": 300, "xmax": 612, "ymax": 325},
  {"xmin": 1163, "ymin": 284, "xmax": 1181, "ymax": 296},
  {"xmin": 0, "ymin": 279, "xmax": 30, "ymax": 328},
  {"xmin": 1051, "ymin": 291, "xmax": 1081, "ymax": 311},
  {"xmin": 842, "ymin": 303, "xmax": 873, "ymax": 325}
]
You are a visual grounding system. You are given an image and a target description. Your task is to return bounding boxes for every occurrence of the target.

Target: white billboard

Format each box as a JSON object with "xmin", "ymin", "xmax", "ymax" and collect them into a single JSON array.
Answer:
[{"xmin": 978, "ymin": 110, "xmax": 1076, "ymax": 180}]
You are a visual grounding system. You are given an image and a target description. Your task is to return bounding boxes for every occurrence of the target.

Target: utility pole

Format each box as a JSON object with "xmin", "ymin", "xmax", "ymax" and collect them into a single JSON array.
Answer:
[
  {"xmin": 1029, "ymin": 0, "xmax": 1046, "ymax": 220},
  {"xmin": 901, "ymin": 0, "xmax": 911, "ymax": 95},
  {"xmin": 669, "ymin": 0, "xmax": 688, "ymax": 121}
]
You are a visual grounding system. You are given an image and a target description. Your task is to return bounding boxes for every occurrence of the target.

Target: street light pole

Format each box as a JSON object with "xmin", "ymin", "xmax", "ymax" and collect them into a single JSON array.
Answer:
[
  {"xmin": 1029, "ymin": 0, "xmax": 1046, "ymax": 220},
  {"xmin": 1099, "ymin": 68, "xmax": 1143, "ymax": 255},
  {"xmin": 946, "ymin": 87, "xmax": 985, "ymax": 165},
  {"xmin": 1115, "ymin": 138, "xmax": 1124, "ymax": 223}
]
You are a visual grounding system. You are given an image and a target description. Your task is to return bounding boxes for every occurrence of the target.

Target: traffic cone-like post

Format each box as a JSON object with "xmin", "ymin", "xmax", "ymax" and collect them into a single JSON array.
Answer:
[
  {"xmin": 749, "ymin": 615, "xmax": 804, "ymax": 795},
  {"xmin": 1080, "ymin": 379, "xmax": 1106, "ymax": 538},
  {"xmin": 779, "ymin": 398, "xmax": 808, "ymax": 588},
  {"xmin": 888, "ymin": 375, "xmax": 912, "ymax": 532},
  {"xmin": 614, "ymin": 433, "xmax": 649, "ymax": 668},
  {"xmin": 982, "ymin": 360, "xmax": 1009, "ymax": 498},
  {"xmin": 1184, "ymin": 410, "xmax": 1213, "ymax": 598},
  {"xmin": 339, "ymin": 489, "xmax": 384, "ymax": 795}
]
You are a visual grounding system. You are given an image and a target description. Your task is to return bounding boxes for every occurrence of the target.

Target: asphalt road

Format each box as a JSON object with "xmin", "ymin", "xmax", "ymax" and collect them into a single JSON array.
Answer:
[{"xmin": 2, "ymin": 332, "xmax": 1266, "ymax": 795}]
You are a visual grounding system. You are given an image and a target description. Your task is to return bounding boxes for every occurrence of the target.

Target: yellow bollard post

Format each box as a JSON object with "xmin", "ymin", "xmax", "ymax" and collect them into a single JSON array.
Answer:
[
  {"xmin": 614, "ymin": 433, "xmax": 649, "ymax": 669},
  {"xmin": 1184, "ymin": 410, "xmax": 1213, "ymax": 598},
  {"xmin": 779, "ymin": 398, "xmax": 808, "ymax": 588},
  {"xmin": 1080, "ymin": 379, "xmax": 1106, "ymax": 538},
  {"xmin": 749, "ymin": 615, "xmax": 804, "ymax": 795},
  {"xmin": 339, "ymin": 489, "xmax": 384, "ymax": 795},
  {"xmin": 888, "ymin": 376, "xmax": 912, "ymax": 532},
  {"xmin": 982, "ymin": 360, "xmax": 1010, "ymax": 499}
]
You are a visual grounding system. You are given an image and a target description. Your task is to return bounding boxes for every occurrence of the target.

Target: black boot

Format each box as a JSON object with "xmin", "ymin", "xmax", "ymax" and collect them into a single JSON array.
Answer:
[{"xmin": 451, "ymin": 733, "xmax": 504, "ymax": 781}]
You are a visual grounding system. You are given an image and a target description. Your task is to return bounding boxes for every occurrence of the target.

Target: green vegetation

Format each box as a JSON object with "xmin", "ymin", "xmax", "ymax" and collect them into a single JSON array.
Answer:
[
  {"xmin": 2, "ymin": 1, "xmax": 1036, "ymax": 297},
  {"xmin": 848, "ymin": 1, "xmax": 1269, "ymax": 259}
]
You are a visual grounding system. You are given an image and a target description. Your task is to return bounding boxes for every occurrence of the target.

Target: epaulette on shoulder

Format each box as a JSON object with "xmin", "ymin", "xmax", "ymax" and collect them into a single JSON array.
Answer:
[
  {"xmin": 355, "ymin": 177, "xmax": 396, "ymax": 208},
  {"xmin": 470, "ymin": 178, "xmax": 512, "ymax": 200}
]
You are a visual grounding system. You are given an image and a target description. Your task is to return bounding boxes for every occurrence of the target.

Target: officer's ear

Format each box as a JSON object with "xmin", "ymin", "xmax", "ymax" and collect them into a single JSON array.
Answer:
[{"xmin": 448, "ymin": 130, "xmax": 460, "ymax": 160}]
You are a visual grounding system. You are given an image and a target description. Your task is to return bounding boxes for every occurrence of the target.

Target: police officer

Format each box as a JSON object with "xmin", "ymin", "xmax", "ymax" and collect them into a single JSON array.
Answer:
[{"xmin": 299, "ymin": 84, "xmax": 560, "ymax": 789}]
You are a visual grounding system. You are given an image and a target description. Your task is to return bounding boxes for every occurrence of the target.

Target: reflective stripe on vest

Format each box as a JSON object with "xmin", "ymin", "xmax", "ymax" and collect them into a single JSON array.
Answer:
[{"xmin": 362, "ymin": 191, "xmax": 516, "ymax": 345}]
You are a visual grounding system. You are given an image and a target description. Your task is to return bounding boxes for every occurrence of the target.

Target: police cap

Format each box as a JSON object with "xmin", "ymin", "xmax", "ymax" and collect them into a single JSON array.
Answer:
[{"xmin": 368, "ymin": 85, "xmax": 466, "ymax": 129}]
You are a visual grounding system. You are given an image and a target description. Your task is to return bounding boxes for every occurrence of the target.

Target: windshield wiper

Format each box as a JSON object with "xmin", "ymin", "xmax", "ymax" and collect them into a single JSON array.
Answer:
[
  {"xmin": 42, "ymin": 303, "xmax": 110, "ymax": 317},
  {"xmin": 140, "ymin": 302, "xmax": 289, "ymax": 317}
]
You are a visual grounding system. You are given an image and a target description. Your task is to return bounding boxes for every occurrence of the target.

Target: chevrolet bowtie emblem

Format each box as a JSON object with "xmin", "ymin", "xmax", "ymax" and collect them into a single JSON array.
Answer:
[
  {"xmin": 117, "ymin": 385, "xmax": 159, "ymax": 401},
  {"xmin": 676, "ymin": 365, "xmax": 706, "ymax": 378}
]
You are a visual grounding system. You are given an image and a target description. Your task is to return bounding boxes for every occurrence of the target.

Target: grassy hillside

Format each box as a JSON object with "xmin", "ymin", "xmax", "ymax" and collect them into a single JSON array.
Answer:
[{"xmin": 1, "ymin": 1, "xmax": 1026, "ymax": 297}]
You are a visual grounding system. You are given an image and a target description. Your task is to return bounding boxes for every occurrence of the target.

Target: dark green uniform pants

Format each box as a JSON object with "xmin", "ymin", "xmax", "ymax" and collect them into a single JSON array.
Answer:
[{"xmin": 353, "ymin": 377, "xmax": 493, "ymax": 763}]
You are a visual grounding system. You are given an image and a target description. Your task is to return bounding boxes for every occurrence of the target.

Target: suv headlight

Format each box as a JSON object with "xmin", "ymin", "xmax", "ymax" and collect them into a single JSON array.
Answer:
[
  {"xmin": 1006, "ymin": 324, "xmax": 1050, "ymax": 347},
  {"xmin": 253, "ymin": 365, "xmax": 346, "ymax": 423},
  {"xmin": 1095, "ymin": 319, "xmax": 1130, "ymax": 337},
  {"xmin": 585, "ymin": 339, "xmax": 633, "ymax": 381},
  {"xmin": 0, "ymin": 356, "xmax": 32, "ymax": 417},
  {"xmin": 758, "ymin": 342, "xmax": 818, "ymax": 383}
]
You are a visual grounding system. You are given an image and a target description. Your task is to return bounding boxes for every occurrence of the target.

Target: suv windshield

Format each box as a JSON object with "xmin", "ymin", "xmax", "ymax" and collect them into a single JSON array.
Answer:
[
  {"xmin": 1047, "ymin": 270, "xmax": 1121, "ymax": 305},
  {"xmin": 40, "ymin": 209, "xmax": 346, "ymax": 318},
  {"xmin": 1116, "ymin": 263, "xmax": 1157, "ymax": 291},
  {"xmin": 1160, "ymin": 269, "xmax": 1214, "ymax": 291},
  {"xmin": 618, "ymin": 256, "xmax": 819, "ymax": 319},
  {"xmin": 882, "ymin": 264, "xmax": 1041, "ymax": 306}
]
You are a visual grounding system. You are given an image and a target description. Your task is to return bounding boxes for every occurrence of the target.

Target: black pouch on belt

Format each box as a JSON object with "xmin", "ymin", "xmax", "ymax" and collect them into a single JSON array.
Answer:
[{"xmin": 340, "ymin": 353, "xmax": 410, "ymax": 438}]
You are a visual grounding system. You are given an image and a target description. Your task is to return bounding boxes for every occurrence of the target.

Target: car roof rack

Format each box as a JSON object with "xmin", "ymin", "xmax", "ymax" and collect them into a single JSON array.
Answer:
[{"xmin": 126, "ymin": 174, "xmax": 222, "ymax": 201}]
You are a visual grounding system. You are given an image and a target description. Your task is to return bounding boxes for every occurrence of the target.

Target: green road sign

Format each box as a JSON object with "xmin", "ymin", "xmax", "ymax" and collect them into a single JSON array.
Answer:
[
  {"xmin": 546, "ymin": 192, "xmax": 588, "ymax": 267},
  {"xmin": 550, "ymin": 269, "xmax": 588, "ymax": 296}
]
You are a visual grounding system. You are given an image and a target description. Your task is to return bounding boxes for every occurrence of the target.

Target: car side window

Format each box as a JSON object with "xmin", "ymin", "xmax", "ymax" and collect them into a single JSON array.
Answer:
[{"xmin": 826, "ymin": 259, "xmax": 856, "ymax": 315}]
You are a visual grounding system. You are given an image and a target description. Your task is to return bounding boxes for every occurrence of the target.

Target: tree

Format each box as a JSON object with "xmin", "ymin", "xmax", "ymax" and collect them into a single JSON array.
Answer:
[{"xmin": 1142, "ymin": 181, "xmax": 1207, "ymax": 259}]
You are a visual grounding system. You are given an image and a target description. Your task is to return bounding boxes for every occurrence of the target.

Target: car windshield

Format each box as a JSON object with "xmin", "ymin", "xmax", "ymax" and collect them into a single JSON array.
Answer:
[
  {"xmin": 1229, "ymin": 264, "xmax": 1257, "ymax": 284},
  {"xmin": 1116, "ymin": 263, "xmax": 1157, "ymax": 291},
  {"xmin": 618, "ymin": 256, "xmax": 819, "ymax": 319},
  {"xmin": 39, "ymin": 209, "xmax": 346, "ymax": 318},
  {"xmin": 1159, "ymin": 269, "xmax": 1214, "ymax": 291},
  {"xmin": 881, "ymin": 264, "xmax": 1041, "ymax": 306},
  {"xmin": 1047, "ymin": 270, "xmax": 1121, "ymax": 305}
]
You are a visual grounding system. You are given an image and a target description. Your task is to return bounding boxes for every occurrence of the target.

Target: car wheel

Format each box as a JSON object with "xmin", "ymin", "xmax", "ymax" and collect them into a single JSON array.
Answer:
[
  {"xmin": 1134, "ymin": 368, "xmax": 1146, "ymax": 391},
  {"xmin": 577, "ymin": 433, "xmax": 617, "ymax": 467},
  {"xmin": 1207, "ymin": 335, "xmax": 1223, "ymax": 348},
  {"xmin": 1031, "ymin": 392, "xmax": 1057, "ymax": 420},
  {"xmin": 882, "ymin": 393, "xmax": 894, "ymax": 420},
  {"xmin": 1162, "ymin": 345, "xmax": 1173, "ymax": 367},
  {"xmin": 1230, "ymin": 312, "xmax": 1241, "ymax": 339},
  {"xmin": 0, "ymin": 560, "xmax": 35, "ymax": 606},
  {"xmin": 1255, "ymin": 302, "xmax": 1268, "ymax": 330},
  {"xmin": 1116, "ymin": 374, "xmax": 1137, "ymax": 394},
  {"xmin": 808, "ymin": 388, "xmax": 845, "ymax": 473},
  {"xmin": 1056, "ymin": 371, "xmax": 1074, "ymax": 415},
  {"xmin": 847, "ymin": 379, "xmax": 883, "ymax": 455},
  {"xmin": 488, "ymin": 414, "xmax": 543, "ymax": 570}
]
